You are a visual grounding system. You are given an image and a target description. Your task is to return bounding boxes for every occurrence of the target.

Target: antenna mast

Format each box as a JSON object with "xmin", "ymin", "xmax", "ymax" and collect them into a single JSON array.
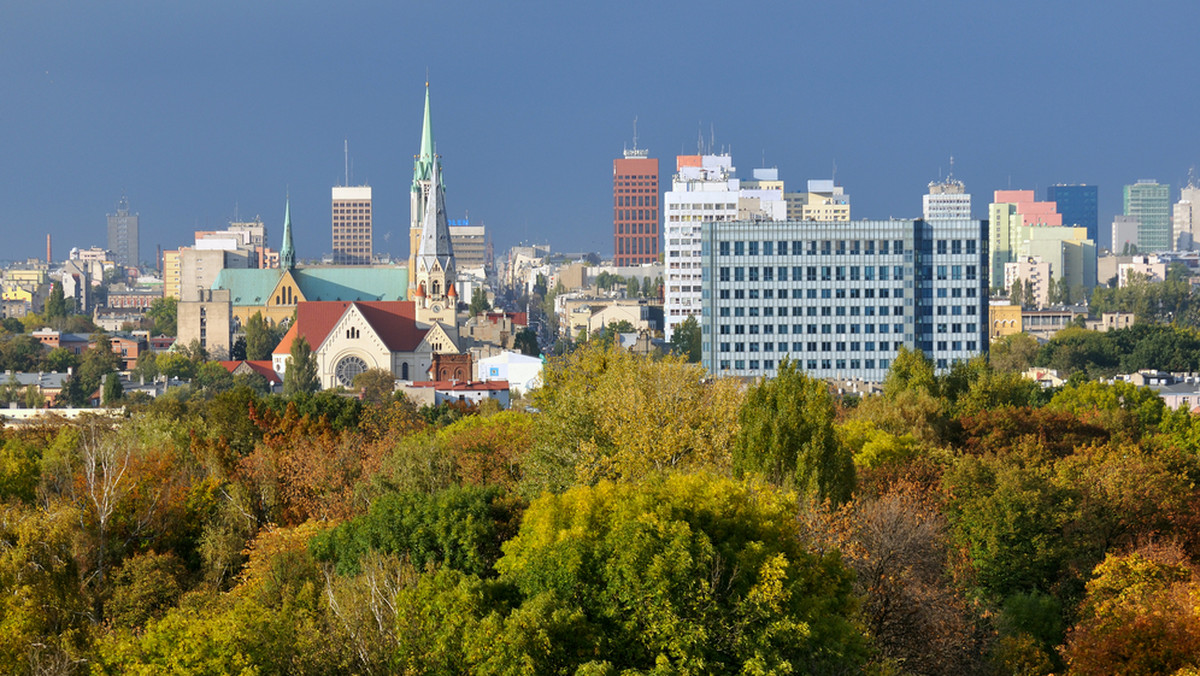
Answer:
[{"xmin": 344, "ymin": 139, "xmax": 349, "ymax": 186}]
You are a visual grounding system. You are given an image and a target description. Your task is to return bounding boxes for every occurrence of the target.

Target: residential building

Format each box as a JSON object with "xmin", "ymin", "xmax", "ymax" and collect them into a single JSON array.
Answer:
[
  {"xmin": 1118, "ymin": 254, "xmax": 1168, "ymax": 286},
  {"xmin": 162, "ymin": 249, "xmax": 182, "ymax": 299},
  {"xmin": 1004, "ymin": 257, "xmax": 1052, "ymax": 308},
  {"xmin": 924, "ymin": 174, "xmax": 970, "ymax": 220},
  {"xmin": 663, "ymin": 153, "xmax": 785, "ymax": 340},
  {"xmin": 107, "ymin": 194, "xmax": 139, "ymax": 268},
  {"xmin": 699, "ymin": 218, "xmax": 988, "ymax": 381},
  {"xmin": 332, "ymin": 185, "xmax": 372, "ymax": 265},
  {"xmin": 476, "ymin": 351, "xmax": 542, "ymax": 395},
  {"xmin": 989, "ymin": 300, "xmax": 1023, "ymax": 338},
  {"xmin": 989, "ymin": 190, "xmax": 1095, "ymax": 292},
  {"xmin": 176, "ymin": 289, "xmax": 233, "ymax": 358},
  {"xmin": 613, "ymin": 144, "xmax": 660, "ymax": 267},
  {"xmin": 1046, "ymin": 184, "xmax": 1099, "ymax": 246},
  {"xmin": 1125, "ymin": 180, "xmax": 1172, "ymax": 252}
]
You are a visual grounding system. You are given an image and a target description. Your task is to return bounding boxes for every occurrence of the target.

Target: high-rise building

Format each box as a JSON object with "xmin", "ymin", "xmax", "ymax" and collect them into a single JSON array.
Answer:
[
  {"xmin": 699, "ymin": 218, "xmax": 988, "ymax": 381},
  {"xmin": 1112, "ymin": 215, "xmax": 1140, "ymax": 255},
  {"xmin": 1173, "ymin": 174, "xmax": 1200, "ymax": 251},
  {"xmin": 448, "ymin": 219, "xmax": 487, "ymax": 270},
  {"xmin": 663, "ymin": 153, "xmax": 786, "ymax": 340},
  {"xmin": 408, "ymin": 84, "xmax": 457, "ymax": 326},
  {"xmin": 613, "ymin": 143, "xmax": 659, "ymax": 267},
  {"xmin": 988, "ymin": 190, "xmax": 1062, "ymax": 285},
  {"xmin": 332, "ymin": 185, "xmax": 373, "ymax": 265},
  {"xmin": 1124, "ymin": 180, "xmax": 1172, "ymax": 252},
  {"xmin": 924, "ymin": 174, "xmax": 971, "ymax": 220},
  {"xmin": 1046, "ymin": 184, "xmax": 1098, "ymax": 247},
  {"xmin": 989, "ymin": 190, "xmax": 1095, "ymax": 293},
  {"xmin": 107, "ymin": 194, "xmax": 139, "ymax": 268}
]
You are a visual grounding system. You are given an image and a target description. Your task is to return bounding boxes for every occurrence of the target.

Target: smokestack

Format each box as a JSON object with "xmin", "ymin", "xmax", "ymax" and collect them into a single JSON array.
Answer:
[{"xmin": 46, "ymin": 234, "xmax": 51, "ymax": 264}]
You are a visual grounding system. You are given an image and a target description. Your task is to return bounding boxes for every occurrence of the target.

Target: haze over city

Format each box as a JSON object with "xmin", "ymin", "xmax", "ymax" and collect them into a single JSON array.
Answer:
[{"xmin": 3, "ymin": 0, "xmax": 1199, "ymax": 260}]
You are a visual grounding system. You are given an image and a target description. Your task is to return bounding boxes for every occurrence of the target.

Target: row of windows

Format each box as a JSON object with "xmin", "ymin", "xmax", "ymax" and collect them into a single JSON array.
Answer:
[
  {"xmin": 715, "ymin": 286, "xmax": 977, "ymax": 301},
  {"xmin": 719, "ymin": 305, "xmax": 906, "ymax": 318},
  {"xmin": 616, "ymin": 209, "xmax": 656, "ymax": 222},
  {"xmin": 617, "ymin": 238, "xmax": 657, "ymax": 256},
  {"xmin": 720, "ymin": 358, "xmax": 888, "ymax": 372},
  {"xmin": 715, "ymin": 340, "xmax": 978, "ymax": 355},
  {"xmin": 719, "ymin": 265, "xmax": 912, "ymax": 282},
  {"xmin": 616, "ymin": 222, "xmax": 656, "ymax": 235},
  {"xmin": 717, "ymin": 321, "xmax": 977, "ymax": 335},
  {"xmin": 716, "ymin": 238, "xmax": 978, "ymax": 257},
  {"xmin": 616, "ymin": 195, "xmax": 657, "ymax": 207}
]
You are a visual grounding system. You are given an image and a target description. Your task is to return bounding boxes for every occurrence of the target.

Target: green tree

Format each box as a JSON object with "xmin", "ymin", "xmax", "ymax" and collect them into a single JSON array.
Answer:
[
  {"xmin": 44, "ymin": 281, "xmax": 68, "ymax": 319},
  {"xmin": 243, "ymin": 312, "xmax": 276, "ymax": 360},
  {"xmin": 669, "ymin": 314, "xmax": 701, "ymax": 362},
  {"xmin": 989, "ymin": 332, "xmax": 1039, "ymax": 373},
  {"xmin": 146, "ymin": 296, "xmax": 178, "ymax": 336},
  {"xmin": 479, "ymin": 474, "xmax": 867, "ymax": 674},
  {"xmin": 102, "ymin": 372, "xmax": 123, "ymax": 405},
  {"xmin": 353, "ymin": 367, "xmax": 396, "ymax": 405},
  {"xmin": 283, "ymin": 335, "xmax": 319, "ymax": 396},
  {"xmin": 733, "ymin": 357, "xmax": 854, "ymax": 503},
  {"xmin": 640, "ymin": 276, "xmax": 654, "ymax": 298},
  {"xmin": 41, "ymin": 346, "xmax": 81, "ymax": 373},
  {"xmin": 195, "ymin": 361, "xmax": 234, "ymax": 391},
  {"xmin": 625, "ymin": 276, "xmax": 639, "ymax": 298},
  {"xmin": 512, "ymin": 327, "xmax": 540, "ymax": 357},
  {"xmin": 468, "ymin": 286, "xmax": 490, "ymax": 317},
  {"xmin": 1009, "ymin": 279, "xmax": 1023, "ymax": 307}
]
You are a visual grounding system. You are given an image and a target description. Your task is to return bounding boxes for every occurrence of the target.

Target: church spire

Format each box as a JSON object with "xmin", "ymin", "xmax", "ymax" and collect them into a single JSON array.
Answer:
[
  {"xmin": 280, "ymin": 196, "xmax": 295, "ymax": 270},
  {"xmin": 413, "ymin": 82, "xmax": 436, "ymax": 189}
]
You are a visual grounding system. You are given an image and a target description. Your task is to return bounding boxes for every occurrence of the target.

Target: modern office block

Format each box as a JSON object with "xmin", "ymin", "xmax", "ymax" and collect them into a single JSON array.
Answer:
[
  {"xmin": 613, "ymin": 148, "xmax": 659, "ymax": 267},
  {"xmin": 1046, "ymin": 184, "xmax": 1098, "ymax": 246},
  {"xmin": 332, "ymin": 185, "xmax": 372, "ymax": 265},
  {"xmin": 107, "ymin": 194, "xmax": 139, "ymax": 268},
  {"xmin": 1125, "ymin": 180, "xmax": 1172, "ymax": 252},
  {"xmin": 699, "ymin": 218, "xmax": 988, "ymax": 382}
]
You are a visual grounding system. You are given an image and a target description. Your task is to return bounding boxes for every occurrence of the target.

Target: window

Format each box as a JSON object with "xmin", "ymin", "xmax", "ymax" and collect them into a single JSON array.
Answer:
[
  {"xmin": 748, "ymin": 241, "xmax": 759, "ymax": 256},
  {"xmin": 719, "ymin": 267, "xmax": 730, "ymax": 282},
  {"xmin": 778, "ymin": 266, "xmax": 788, "ymax": 281},
  {"xmin": 719, "ymin": 241, "xmax": 730, "ymax": 256},
  {"xmin": 734, "ymin": 267, "xmax": 744, "ymax": 281},
  {"xmin": 734, "ymin": 241, "xmax": 745, "ymax": 256}
]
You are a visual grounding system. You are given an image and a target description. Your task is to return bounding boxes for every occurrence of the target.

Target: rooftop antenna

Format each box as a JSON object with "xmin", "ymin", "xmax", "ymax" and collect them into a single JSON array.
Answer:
[
  {"xmin": 697, "ymin": 122, "xmax": 703, "ymax": 154},
  {"xmin": 709, "ymin": 123, "xmax": 715, "ymax": 156},
  {"xmin": 344, "ymin": 139, "xmax": 349, "ymax": 186},
  {"xmin": 1188, "ymin": 165, "xmax": 1198, "ymax": 189},
  {"xmin": 761, "ymin": 149, "xmax": 766, "ymax": 168},
  {"xmin": 832, "ymin": 159, "xmax": 838, "ymax": 184},
  {"xmin": 632, "ymin": 116, "xmax": 639, "ymax": 151},
  {"xmin": 948, "ymin": 155, "xmax": 956, "ymax": 181}
]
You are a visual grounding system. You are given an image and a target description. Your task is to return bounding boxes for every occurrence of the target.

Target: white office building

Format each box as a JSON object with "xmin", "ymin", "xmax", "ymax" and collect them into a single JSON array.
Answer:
[
  {"xmin": 923, "ymin": 175, "xmax": 971, "ymax": 220},
  {"xmin": 663, "ymin": 155, "xmax": 785, "ymax": 340},
  {"xmin": 700, "ymin": 218, "xmax": 988, "ymax": 382}
]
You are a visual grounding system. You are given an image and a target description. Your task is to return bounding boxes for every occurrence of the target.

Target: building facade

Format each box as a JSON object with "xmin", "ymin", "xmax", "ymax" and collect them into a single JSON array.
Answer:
[
  {"xmin": 1174, "ymin": 179, "xmax": 1200, "ymax": 251},
  {"xmin": 1046, "ymin": 184, "xmax": 1098, "ymax": 247},
  {"xmin": 1125, "ymin": 180, "xmax": 1172, "ymax": 252},
  {"xmin": 663, "ymin": 154, "xmax": 786, "ymax": 340},
  {"xmin": 700, "ymin": 218, "xmax": 988, "ymax": 381},
  {"xmin": 613, "ymin": 150, "xmax": 660, "ymax": 267},
  {"xmin": 107, "ymin": 194, "xmax": 139, "ymax": 268},
  {"xmin": 332, "ymin": 185, "xmax": 373, "ymax": 265},
  {"xmin": 448, "ymin": 220, "xmax": 487, "ymax": 270},
  {"xmin": 924, "ymin": 176, "xmax": 971, "ymax": 220}
]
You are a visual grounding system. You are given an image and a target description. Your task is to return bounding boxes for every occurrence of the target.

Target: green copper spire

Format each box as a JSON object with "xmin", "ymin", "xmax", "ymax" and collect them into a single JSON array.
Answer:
[
  {"xmin": 413, "ymin": 83, "xmax": 435, "ymax": 189},
  {"xmin": 280, "ymin": 197, "xmax": 295, "ymax": 270}
]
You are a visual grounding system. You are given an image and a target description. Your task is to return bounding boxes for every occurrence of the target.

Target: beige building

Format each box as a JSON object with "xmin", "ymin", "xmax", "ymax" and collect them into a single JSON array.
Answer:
[
  {"xmin": 1118, "ymin": 254, "xmax": 1168, "ymax": 287},
  {"xmin": 332, "ymin": 185, "xmax": 373, "ymax": 265},
  {"xmin": 177, "ymin": 288, "xmax": 233, "ymax": 358},
  {"xmin": 989, "ymin": 300, "xmax": 1023, "ymax": 339},
  {"xmin": 162, "ymin": 249, "xmax": 182, "ymax": 299},
  {"xmin": 784, "ymin": 180, "xmax": 850, "ymax": 221},
  {"xmin": 449, "ymin": 223, "xmax": 487, "ymax": 270},
  {"xmin": 1004, "ymin": 258, "xmax": 1053, "ymax": 308}
]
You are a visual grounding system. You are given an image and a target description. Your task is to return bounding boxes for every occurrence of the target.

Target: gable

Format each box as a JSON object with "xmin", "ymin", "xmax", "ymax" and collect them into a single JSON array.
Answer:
[
  {"xmin": 267, "ymin": 270, "xmax": 306, "ymax": 307},
  {"xmin": 418, "ymin": 321, "xmax": 459, "ymax": 354}
]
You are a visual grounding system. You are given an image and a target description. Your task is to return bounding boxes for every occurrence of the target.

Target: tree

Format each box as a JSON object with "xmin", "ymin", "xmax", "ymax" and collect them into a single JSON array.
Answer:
[
  {"xmin": 625, "ymin": 276, "xmax": 639, "ymax": 298},
  {"xmin": 1023, "ymin": 278, "xmax": 1037, "ymax": 308},
  {"xmin": 477, "ymin": 474, "xmax": 867, "ymax": 674},
  {"xmin": 989, "ymin": 332, "xmax": 1039, "ymax": 373},
  {"xmin": 1064, "ymin": 544, "xmax": 1200, "ymax": 676},
  {"xmin": 512, "ymin": 327, "xmax": 540, "ymax": 357},
  {"xmin": 42, "ymin": 346, "xmax": 81, "ymax": 374},
  {"xmin": 353, "ymin": 367, "xmax": 396, "ymax": 405},
  {"xmin": 468, "ymin": 287, "xmax": 490, "ymax": 317},
  {"xmin": 44, "ymin": 281, "xmax": 68, "ymax": 319},
  {"xmin": 1009, "ymin": 279, "xmax": 1023, "ymax": 307},
  {"xmin": 733, "ymin": 357, "xmax": 855, "ymax": 503},
  {"xmin": 669, "ymin": 315, "xmax": 701, "ymax": 362},
  {"xmin": 146, "ymin": 297, "xmax": 177, "ymax": 336},
  {"xmin": 640, "ymin": 276, "xmax": 654, "ymax": 299},
  {"xmin": 243, "ymin": 312, "xmax": 278, "ymax": 361},
  {"xmin": 283, "ymin": 335, "xmax": 319, "ymax": 396},
  {"xmin": 102, "ymin": 372, "xmax": 123, "ymax": 405}
]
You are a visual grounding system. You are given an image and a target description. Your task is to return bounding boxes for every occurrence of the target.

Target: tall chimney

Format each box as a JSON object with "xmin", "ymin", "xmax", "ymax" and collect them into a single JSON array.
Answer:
[{"xmin": 46, "ymin": 234, "xmax": 51, "ymax": 264}]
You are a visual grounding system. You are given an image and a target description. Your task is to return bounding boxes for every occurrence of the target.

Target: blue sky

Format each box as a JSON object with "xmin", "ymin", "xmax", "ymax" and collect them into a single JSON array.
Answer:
[{"xmin": 2, "ymin": 1, "xmax": 1198, "ymax": 263}]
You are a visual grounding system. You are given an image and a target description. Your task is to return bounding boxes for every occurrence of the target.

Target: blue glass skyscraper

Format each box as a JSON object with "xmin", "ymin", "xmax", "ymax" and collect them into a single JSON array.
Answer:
[{"xmin": 1046, "ymin": 184, "xmax": 1099, "ymax": 247}]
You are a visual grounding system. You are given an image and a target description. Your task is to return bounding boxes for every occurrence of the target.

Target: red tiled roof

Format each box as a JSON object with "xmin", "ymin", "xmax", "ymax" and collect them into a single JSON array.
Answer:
[
  {"xmin": 273, "ymin": 301, "xmax": 427, "ymax": 355},
  {"xmin": 218, "ymin": 360, "xmax": 282, "ymax": 382}
]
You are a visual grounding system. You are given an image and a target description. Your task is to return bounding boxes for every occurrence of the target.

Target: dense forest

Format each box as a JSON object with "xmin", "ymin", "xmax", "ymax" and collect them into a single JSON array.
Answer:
[{"xmin": 3, "ymin": 341, "xmax": 1200, "ymax": 674}]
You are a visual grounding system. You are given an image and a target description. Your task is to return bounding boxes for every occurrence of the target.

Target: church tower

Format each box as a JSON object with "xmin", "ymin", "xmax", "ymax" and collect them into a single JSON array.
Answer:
[
  {"xmin": 409, "ymin": 83, "xmax": 457, "ymax": 326},
  {"xmin": 280, "ymin": 197, "xmax": 296, "ymax": 270}
]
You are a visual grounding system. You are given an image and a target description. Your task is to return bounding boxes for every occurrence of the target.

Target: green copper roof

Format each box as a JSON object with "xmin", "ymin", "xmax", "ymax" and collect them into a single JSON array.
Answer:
[
  {"xmin": 280, "ymin": 198, "xmax": 295, "ymax": 270},
  {"xmin": 213, "ymin": 266, "xmax": 409, "ymax": 306},
  {"xmin": 412, "ymin": 84, "xmax": 436, "ymax": 189}
]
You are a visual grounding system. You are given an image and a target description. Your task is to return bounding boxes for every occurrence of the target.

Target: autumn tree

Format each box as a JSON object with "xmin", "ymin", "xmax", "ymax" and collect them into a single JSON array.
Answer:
[
  {"xmin": 1064, "ymin": 544, "xmax": 1200, "ymax": 676},
  {"xmin": 353, "ymin": 367, "xmax": 396, "ymax": 405},
  {"xmin": 734, "ymin": 357, "xmax": 854, "ymax": 503},
  {"xmin": 146, "ymin": 296, "xmax": 177, "ymax": 336}
]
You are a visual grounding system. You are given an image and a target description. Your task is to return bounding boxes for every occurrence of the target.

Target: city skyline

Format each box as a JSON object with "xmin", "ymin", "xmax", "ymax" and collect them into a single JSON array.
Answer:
[{"xmin": 4, "ymin": 1, "xmax": 1200, "ymax": 263}]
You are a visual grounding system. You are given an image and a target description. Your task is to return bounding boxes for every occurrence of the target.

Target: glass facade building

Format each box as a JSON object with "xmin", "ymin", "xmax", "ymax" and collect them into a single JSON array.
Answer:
[
  {"xmin": 1125, "ymin": 181, "xmax": 1172, "ymax": 252},
  {"xmin": 1046, "ymin": 184, "xmax": 1099, "ymax": 247},
  {"xmin": 699, "ymin": 219, "xmax": 988, "ymax": 382}
]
